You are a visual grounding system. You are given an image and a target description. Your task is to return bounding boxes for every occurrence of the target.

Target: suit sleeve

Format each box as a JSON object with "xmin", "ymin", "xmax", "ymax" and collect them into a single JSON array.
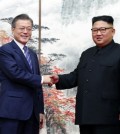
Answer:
[
  {"xmin": 56, "ymin": 66, "xmax": 78, "ymax": 89},
  {"xmin": 56, "ymin": 52, "xmax": 85, "ymax": 90},
  {"xmin": 0, "ymin": 45, "xmax": 41, "ymax": 88},
  {"xmin": 38, "ymin": 85, "xmax": 44, "ymax": 114},
  {"xmin": 36, "ymin": 59, "xmax": 44, "ymax": 114}
]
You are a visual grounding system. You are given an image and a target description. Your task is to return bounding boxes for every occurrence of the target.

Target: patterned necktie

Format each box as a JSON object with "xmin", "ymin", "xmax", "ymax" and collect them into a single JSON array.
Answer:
[{"xmin": 23, "ymin": 46, "xmax": 32, "ymax": 70}]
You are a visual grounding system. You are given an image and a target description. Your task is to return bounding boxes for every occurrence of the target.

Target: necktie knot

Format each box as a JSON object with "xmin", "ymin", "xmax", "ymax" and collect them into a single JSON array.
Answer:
[{"xmin": 23, "ymin": 46, "xmax": 28, "ymax": 52}]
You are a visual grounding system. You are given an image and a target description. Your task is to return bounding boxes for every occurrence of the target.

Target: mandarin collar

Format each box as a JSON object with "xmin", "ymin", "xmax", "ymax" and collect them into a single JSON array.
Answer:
[{"xmin": 94, "ymin": 40, "xmax": 115, "ymax": 55}]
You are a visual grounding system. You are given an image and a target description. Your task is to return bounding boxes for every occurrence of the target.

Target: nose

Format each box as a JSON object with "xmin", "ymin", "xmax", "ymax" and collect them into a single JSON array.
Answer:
[
  {"xmin": 23, "ymin": 28, "xmax": 28, "ymax": 33},
  {"xmin": 97, "ymin": 30, "xmax": 102, "ymax": 35}
]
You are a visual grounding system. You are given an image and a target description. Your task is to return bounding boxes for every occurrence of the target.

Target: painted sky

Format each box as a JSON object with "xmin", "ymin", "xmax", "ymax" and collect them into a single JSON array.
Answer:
[
  {"xmin": 0, "ymin": 0, "xmax": 39, "ymax": 47},
  {"xmin": 41, "ymin": 0, "xmax": 120, "ymax": 72},
  {"xmin": 0, "ymin": 0, "xmax": 39, "ymax": 23},
  {"xmin": 0, "ymin": 0, "xmax": 39, "ymax": 31}
]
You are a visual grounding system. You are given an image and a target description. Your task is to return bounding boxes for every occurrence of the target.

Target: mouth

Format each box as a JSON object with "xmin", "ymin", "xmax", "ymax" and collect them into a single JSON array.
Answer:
[
  {"xmin": 96, "ymin": 37, "xmax": 102, "ymax": 41},
  {"xmin": 21, "ymin": 35, "xmax": 29, "ymax": 39}
]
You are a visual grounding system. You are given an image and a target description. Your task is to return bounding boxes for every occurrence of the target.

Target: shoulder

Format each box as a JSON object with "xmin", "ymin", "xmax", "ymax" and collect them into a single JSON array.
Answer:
[
  {"xmin": 0, "ymin": 41, "xmax": 16, "ymax": 56},
  {"xmin": 82, "ymin": 46, "xmax": 96, "ymax": 56},
  {"xmin": 84, "ymin": 46, "xmax": 95, "ymax": 52},
  {"xmin": 111, "ymin": 42, "xmax": 120, "ymax": 51},
  {"xmin": 114, "ymin": 42, "xmax": 120, "ymax": 48},
  {"xmin": 0, "ymin": 42, "xmax": 12, "ymax": 51}
]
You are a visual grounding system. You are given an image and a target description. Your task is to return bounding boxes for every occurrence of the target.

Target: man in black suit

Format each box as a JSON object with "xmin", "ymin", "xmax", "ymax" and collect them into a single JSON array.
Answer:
[
  {"xmin": 0, "ymin": 14, "xmax": 52, "ymax": 134},
  {"xmin": 50, "ymin": 15, "xmax": 120, "ymax": 134}
]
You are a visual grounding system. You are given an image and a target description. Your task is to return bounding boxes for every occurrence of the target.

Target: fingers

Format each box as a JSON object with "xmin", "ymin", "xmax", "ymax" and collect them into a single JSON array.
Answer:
[
  {"xmin": 39, "ymin": 114, "xmax": 45, "ymax": 129},
  {"xmin": 42, "ymin": 75, "xmax": 53, "ymax": 84},
  {"xmin": 42, "ymin": 74, "xmax": 59, "ymax": 86},
  {"xmin": 50, "ymin": 74, "xmax": 59, "ymax": 84}
]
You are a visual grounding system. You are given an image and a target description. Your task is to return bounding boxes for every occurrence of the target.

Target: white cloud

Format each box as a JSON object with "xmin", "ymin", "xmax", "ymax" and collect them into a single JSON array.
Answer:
[
  {"xmin": 0, "ymin": 0, "xmax": 39, "ymax": 23},
  {"xmin": 42, "ymin": 0, "xmax": 62, "ymax": 15}
]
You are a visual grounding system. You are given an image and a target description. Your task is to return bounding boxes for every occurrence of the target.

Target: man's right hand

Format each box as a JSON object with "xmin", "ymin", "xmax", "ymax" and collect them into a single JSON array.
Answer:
[
  {"xmin": 42, "ymin": 74, "xmax": 59, "ymax": 86},
  {"xmin": 42, "ymin": 75, "xmax": 53, "ymax": 85}
]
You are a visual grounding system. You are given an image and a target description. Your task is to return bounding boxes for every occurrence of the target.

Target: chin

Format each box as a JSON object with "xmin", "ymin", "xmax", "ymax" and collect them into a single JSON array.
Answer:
[{"xmin": 21, "ymin": 40, "xmax": 28, "ymax": 45}]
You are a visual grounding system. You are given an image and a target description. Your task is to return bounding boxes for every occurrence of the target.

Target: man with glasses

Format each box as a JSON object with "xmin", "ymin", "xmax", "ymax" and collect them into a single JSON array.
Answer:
[{"xmin": 50, "ymin": 15, "xmax": 120, "ymax": 134}]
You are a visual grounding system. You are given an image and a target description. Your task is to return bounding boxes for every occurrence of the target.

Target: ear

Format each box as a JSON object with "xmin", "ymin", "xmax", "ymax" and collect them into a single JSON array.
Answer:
[
  {"xmin": 11, "ymin": 27, "xmax": 15, "ymax": 35},
  {"xmin": 112, "ymin": 28, "xmax": 115, "ymax": 36}
]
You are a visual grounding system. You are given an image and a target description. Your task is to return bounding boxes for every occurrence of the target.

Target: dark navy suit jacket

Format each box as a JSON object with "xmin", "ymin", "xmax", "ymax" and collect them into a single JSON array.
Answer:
[{"xmin": 0, "ymin": 40, "xmax": 44, "ymax": 120}]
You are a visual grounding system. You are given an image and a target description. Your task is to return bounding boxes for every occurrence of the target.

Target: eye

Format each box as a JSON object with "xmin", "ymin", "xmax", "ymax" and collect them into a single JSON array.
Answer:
[
  {"xmin": 19, "ymin": 28, "xmax": 25, "ymax": 31},
  {"xmin": 91, "ymin": 29, "xmax": 97, "ymax": 32},
  {"xmin": 99, "ymin": 28, "xmax": 106, "ymax": 32}
]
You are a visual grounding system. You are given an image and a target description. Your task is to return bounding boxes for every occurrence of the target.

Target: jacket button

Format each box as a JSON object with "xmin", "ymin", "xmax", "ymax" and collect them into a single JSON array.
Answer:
[{"xmin": 84, "ymin": 90, "xmax": 88, "ymax": 93}]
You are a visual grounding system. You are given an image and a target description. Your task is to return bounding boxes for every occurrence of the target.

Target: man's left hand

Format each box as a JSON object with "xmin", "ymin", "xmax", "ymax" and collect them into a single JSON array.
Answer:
[{"xmin": 39, "ymin": 113, "xmax": 45, "ymax": 129}]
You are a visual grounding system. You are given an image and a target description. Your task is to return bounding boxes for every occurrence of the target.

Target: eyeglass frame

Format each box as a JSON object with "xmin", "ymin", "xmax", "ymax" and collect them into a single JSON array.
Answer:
[
  {"xmin": 13, "ymin": 27, "xmax": 33, "ymax": 32},
  {"xmin": 91, "ymin": 27, "xmax": 113, "ymax": 34}
]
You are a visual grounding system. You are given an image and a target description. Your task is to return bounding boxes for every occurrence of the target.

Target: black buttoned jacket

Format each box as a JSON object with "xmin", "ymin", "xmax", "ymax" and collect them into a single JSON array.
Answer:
[{"xmin": 56, "ymin": 40, "xmax": 120, "ymax": 125}]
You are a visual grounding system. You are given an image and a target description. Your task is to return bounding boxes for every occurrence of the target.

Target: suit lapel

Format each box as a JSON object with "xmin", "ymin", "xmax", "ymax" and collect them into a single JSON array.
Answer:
[{"xmin": 11, "ymin": 41, "xmax": 32, "ymax": 73}]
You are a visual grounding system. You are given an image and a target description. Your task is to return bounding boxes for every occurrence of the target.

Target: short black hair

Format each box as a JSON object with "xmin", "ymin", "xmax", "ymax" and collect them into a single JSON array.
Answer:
[
  {"xmin": 92, "ymin": 15, "xmax": 114, "ymax": 25},
  {"xmin": 12, "ymin": 14, "xmax": 33, "ymax": 28}
]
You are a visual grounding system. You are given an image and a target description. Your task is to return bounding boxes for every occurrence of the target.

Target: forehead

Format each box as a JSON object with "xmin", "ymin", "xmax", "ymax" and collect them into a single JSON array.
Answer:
[
  {"xmin": 15, "ymin": 20, "xmax": 32, "ymax": 27},
  {"xmin": 92, "ymin": 21, "xmax": 112, "ymax": 28}
]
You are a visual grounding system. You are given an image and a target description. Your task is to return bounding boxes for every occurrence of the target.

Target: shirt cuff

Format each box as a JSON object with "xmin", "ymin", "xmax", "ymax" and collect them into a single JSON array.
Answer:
[{"xmin": 41, "ymin": 76, "xmax": 43, "ymax": 84}]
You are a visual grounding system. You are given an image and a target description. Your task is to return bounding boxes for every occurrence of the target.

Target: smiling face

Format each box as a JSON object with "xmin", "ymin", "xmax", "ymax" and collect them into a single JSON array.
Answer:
[
  {"xmin": 92, "ymin": 21, "xmax": 115, "ymax": 47},
  {"xmin": 12, "ymin": 20, "xmax": 32, "ymax": 45}
]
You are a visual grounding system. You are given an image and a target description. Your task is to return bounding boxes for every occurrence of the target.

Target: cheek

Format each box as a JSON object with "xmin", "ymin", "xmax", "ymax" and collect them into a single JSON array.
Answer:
[
  {"xmin": 29, "ymin": 32, "xmax": 32, "ymax": 36},
  {"xmin": 13, "ymin": 31, "xmax": 21, "ymax": 36},
  {"xmin": 92, "ymin": 35, "xmax": 97, "ymax": 41},
  {"xmin": 104, "ymin": 34, "xmax": 112, "ymax": 40}
]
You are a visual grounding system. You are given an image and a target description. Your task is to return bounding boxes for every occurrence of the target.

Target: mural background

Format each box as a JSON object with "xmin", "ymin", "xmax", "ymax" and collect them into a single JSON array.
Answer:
[
  {"xmin": 0, "ymin": 0, "xmax": 120, "ymax": 134},
  {"xmin": 0, "ymin": 0, "xmax": 39, "ymax": 47},
  {"xmin": 41, "ymin": 0, "xmax": 120, "ymax": 134}
]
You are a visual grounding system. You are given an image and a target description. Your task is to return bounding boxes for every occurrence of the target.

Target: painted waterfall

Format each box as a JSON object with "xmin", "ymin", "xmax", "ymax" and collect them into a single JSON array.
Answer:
[{"xmin": 41, "ymin": 0, "xmax": 120, "ymax": 134}]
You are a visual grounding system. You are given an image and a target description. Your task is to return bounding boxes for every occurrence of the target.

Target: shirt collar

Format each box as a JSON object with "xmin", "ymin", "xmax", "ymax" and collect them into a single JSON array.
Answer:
[
  {"xmin": 95, "ymin": 40, "xmax": 115, "ymax": 55},
  {"xmin": 14, "ymin": 39, "xmax": 27, "ymax": 50}
]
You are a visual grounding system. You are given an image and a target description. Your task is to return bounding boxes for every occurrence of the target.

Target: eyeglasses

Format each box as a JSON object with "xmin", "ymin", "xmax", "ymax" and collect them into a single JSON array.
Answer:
[
  {"xmin": 14, "ymin": 27, "xmax": 32, "ymax": 32},
  {"xmin": 91, "ymin": 27, "xmax": 113, "ymax": 34}
]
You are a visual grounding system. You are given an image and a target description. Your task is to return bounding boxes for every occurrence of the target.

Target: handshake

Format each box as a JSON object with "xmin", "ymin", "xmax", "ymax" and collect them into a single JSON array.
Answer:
[{"xmin": 42, "ymin": 74, "xmax": 59, "ymax": 86}]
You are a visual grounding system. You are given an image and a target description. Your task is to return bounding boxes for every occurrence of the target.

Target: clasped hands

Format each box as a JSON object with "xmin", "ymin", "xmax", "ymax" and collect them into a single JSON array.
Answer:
[{"xmin": 42, "ymin": 74, "xmax": 59, "ymax": 86}]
